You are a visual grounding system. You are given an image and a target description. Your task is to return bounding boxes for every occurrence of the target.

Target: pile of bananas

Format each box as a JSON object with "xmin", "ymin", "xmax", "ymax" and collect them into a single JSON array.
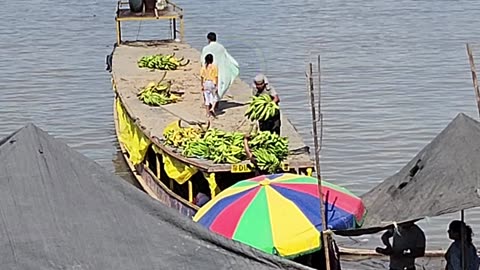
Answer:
[
  {"xmin": 245, "ymin": 95, "xmax": 280, "ymax": 121},
  {"xmin": 138, "ymin": 54, "xmax": 190, "ymax": 70},
  {"xmin": 251, "ymin": 149, "xmax": 281, "ymax": 173},
  {"xmin": 162, "ymin": 126, "xmax": 289, "ymax": 169},
  {"xmin": 248, "ymin": 131, "xmax": 289, "ymax": 173},
  {"xmin": 183, "ymin": 129, "xmax": 246, "ymax": 164},
  {"xmin": 163, "ymin": 127, "xmax": 204, "ymax": 148},
  {"xmin": 137, "ymin": 77, "xmax": 181, "ymax": 106}
]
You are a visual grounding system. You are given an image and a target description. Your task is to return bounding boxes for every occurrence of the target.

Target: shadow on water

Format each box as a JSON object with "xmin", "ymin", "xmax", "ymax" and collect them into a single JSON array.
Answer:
[{"xmin": 112, "ymin": 148, "xmax": 142, "ymax": 190}]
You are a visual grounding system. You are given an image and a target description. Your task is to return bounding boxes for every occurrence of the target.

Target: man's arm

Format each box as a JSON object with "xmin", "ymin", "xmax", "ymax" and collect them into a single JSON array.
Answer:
[
  {"xmin": 272, "ymin": 95, "xmax": 280, "ymax": 104},
  {"xmin": 268, "ymin": 86, "xmax": 280, "ymax": 104},
  {"xmin": 376, "ymin": 228, "xmax": 394, "ymax": 255},
  {"xmin": 251, "ymin": 87, "xmax": 257, "ymax": 97},
  {"xmin": 381, "ymin": 228, "xmax": 394, "ymax": 248},
  {"xmin": 410, "ymin": 227, "xmax": 426, "ymax": 258}
]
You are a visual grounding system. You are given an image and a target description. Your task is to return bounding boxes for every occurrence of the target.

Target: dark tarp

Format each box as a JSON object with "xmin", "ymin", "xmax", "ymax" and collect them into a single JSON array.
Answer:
[
  {"xmin": 0, "ymin": 124, "xmax": 311, "ymax": 270},
  {"xmin": 337, "ymin": 113, "xmax": 480, "ymax": 236}
]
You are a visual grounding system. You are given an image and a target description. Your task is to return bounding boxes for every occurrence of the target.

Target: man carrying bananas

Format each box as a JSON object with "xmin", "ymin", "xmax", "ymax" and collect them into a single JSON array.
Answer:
[{"xmin": 252, "ymin": 74, "xmax": 281, "ymax": 135}]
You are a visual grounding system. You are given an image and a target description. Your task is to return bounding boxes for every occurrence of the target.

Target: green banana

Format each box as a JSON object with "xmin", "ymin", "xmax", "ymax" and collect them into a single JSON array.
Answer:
[
  {"xmin": 164, "ymin": 126, "xmax": 289, "ymax": 167},
  {"xmin": 245, "ymin": 95, "xmax": 279, "ymax": 121},
  {"xmin": 138, "ymin": 53, "xmax": 190, "ymax": 70},
  {"xmin": 137, "ymin": 76, "xmax": 180, "ymax": 106}
]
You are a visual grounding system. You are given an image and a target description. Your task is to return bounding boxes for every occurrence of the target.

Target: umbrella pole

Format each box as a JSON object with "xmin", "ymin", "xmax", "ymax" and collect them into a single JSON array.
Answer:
[
  {"xmin": 307, "ymin": 57, "xmax": 331, "ymax": 270},
  {"xmin": 464, "ymin": 43, "xmax": 480, "ymax": 270},
  {"xmin": 461, "ymin": 210, "xmax": 466, "ymax": 270}
]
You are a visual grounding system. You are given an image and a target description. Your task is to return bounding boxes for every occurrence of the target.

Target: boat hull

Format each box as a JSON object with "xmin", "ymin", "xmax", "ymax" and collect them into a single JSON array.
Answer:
[{"xmin": 113, "ymin": 96, "xmax": 198, "ymax": 217}]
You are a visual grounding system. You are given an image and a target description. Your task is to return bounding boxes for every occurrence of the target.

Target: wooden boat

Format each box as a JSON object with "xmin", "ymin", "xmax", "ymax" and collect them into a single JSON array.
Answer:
[
  {"xmin": 109, "ymin": 1, "xmax": 315, "ymax": 218},
  {"xmin": 108, "ymin": 2, "xmax": 464, "ymax": 264}
]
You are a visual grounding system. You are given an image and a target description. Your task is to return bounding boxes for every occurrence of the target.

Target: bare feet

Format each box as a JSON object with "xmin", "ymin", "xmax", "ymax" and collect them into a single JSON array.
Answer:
[{"xmin": 209, "ymin": 109, "xmax": 217, "ymax": 119}]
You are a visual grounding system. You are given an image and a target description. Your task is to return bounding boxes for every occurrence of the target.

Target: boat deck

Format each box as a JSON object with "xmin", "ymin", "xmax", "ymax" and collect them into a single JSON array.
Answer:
[{"xmin": 111, "ymin": 40, "xmax": 314, "ymax": 172}]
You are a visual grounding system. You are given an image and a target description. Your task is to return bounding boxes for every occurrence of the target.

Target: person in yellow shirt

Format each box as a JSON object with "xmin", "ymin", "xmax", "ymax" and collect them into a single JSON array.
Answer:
[{"xmin": 200, "ymin": 54, "xmax": 218, "ymax": 118}]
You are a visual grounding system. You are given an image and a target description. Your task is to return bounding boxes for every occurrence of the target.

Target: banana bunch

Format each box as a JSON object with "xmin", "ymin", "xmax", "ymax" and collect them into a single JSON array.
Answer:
[
  {"xmin": 163, "ymin": 126, "xmax": 290, "ymax": 168},
  {"xmin": 248, "ymin": 131, "xmax": 289, "ymax": 173},
  {"xmin": 252, "ymin": 148, "xmax": 281, "ymax": 173},
  {"xmin": 163, "ymin": 127, "xmax": 203, "ymax": 148},
  {"xmin": 248, "ymin": 131, "xmax": 289, "ymax": 159},
  {"xmin": 182, "ymin": 129, "xmax": 247, "ymax": 164},
  {"xmin": 244, "ymin": 95, "xmax": 280, "ymax": 121},
  {"xmin": 137, "ymin": 77, "xmax": 180, "ymax": 106},
  {"xmin": 138, "ymin": 53, "xmax": 190, "ymax": 70},
  {"xmin": 138, "ymin": 91, "xmax": 179, "ymax": 106}
]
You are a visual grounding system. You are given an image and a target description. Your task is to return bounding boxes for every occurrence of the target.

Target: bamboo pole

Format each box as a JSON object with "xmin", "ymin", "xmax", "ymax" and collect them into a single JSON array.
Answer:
[
  {"xmin": 317, "ymin": 55, "xmax": 323, "ymax": 153},
  {"xmin": 307, "ymin": 60, "xmax": 331, "ymax": 270},
  {"xmin": 464, "ymin": 43, "xmax": 480, "ymax": 270},
  {"xmin": 466, "ymin": 43, "xmax": 480, "ymax": 118}
]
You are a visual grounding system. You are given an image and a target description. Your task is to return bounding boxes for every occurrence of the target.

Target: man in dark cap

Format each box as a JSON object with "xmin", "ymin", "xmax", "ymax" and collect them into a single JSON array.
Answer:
[
  {"xmin": 376, "ymin": 221, "xmax": 426, "ymax": 270},
  {"xmin": 252, "ymin": 74, "xmax": 281, "ymax": 135}
]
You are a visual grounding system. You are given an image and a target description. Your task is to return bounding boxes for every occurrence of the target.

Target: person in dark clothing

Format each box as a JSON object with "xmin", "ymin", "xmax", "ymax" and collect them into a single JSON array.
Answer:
[
  {"xmin": 251, "ymin": 74, "xmax": 281, "ymax": 135},
  {"xmin": 445, "ymin": 220, "xmax": 480, "ymax": 270},
  {"xmin": 376, "ymin": 222, "xmax": 426, "ymax": 270}
]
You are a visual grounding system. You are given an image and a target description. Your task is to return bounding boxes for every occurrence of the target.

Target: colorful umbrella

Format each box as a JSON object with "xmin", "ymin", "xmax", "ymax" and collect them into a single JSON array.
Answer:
[{"xmin": 193, "ymin": 173, "xmax": 366, "ymax": 258}]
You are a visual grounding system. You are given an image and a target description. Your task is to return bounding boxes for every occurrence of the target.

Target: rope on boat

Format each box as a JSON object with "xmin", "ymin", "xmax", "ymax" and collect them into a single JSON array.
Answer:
[{"xmin": 136, "ymin": 21, "xmax": 142, "ymax": 40}]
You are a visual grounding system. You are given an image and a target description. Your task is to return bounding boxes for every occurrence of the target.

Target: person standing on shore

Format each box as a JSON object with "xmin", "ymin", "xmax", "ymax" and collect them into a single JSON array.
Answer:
[
  {"xmin": 445, "ymin": 220, "xmax": 480, "ymax": 270},
  {"xmin": 200, "ymin": 32, "xmax": 239, "ymax": 106}
]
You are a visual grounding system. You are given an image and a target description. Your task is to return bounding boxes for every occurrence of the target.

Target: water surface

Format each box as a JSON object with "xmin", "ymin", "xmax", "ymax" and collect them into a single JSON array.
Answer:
[{"xmin": 1, "ymin": 0, "xmax": 480, "ymax": 267}]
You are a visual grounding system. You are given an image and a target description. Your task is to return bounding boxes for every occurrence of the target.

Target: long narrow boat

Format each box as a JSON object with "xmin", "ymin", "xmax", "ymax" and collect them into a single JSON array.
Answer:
[
  {"xmin": 109, "ymin": 1, "xmax": 315, "ymax": 218},
  {"xmin": 108, "ymin": 2, "xmax": 461, "ymax": 265}
]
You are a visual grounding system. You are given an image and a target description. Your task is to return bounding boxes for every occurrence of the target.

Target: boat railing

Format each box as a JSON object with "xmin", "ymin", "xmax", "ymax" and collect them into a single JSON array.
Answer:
[{"xmin": 115, "ymin": 0, "xmax": 184, "ymax": 45}]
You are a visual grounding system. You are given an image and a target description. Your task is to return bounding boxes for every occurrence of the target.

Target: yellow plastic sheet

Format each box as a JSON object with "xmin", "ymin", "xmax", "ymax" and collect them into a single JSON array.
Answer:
[
  {"xmin": 203, "ymin": 172, "xmax": 220, "ymax": 198},
  {"xmin": 116, "ymin": 98, "xmax": 151, "ymax": 165},
  {"xmin": 160, "ymin": 120, "xmax": 198, "ymax": 184},
  {"xmin": 163, "ymin": 154, "xmax": 198, "ymax": 185}
]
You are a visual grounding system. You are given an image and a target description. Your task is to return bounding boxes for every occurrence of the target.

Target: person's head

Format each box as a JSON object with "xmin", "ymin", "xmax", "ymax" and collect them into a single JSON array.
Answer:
[
  {"xmin": 448, "ymin": 220, "xmax": 473, "ymax": 243},
  {"xmin": 207, "ymin": 32, "xmax": 217, "ymax": 43},
  {"xmin": 204, "ymin": 54, "xmax": 214, "ymax": 66},
  {"xmin": 400, "ymin": 221, "xmax": 415, "ymax": 229},
  {"xmin": 254, "ymin": 74, "xmax": 267, "ymax": 91}
]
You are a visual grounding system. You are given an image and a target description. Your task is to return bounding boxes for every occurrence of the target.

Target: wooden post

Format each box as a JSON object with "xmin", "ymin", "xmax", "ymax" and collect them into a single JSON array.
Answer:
[
  {"xmin": 466, "ymin": 43, "xmax": 480, "ymax": 117},
  {"xmin": 461, "ymin": 210, "xmax": 466, "ymax": 270},
  {"xmin": 116, "ymin": 19, "xmax": 122, "ymax": 45},
  {"xmin": 172, "ymin": 18, "xmax": 177, "ymax": 40},
  {"xmin": 156, "ymin": 155, "xmax": 161, "ymax": 179},
  {"xmin": 317, "ymin": 55, "xmax": 323, "ymax": 152},
  {"xmin": 464, "ymin": 43, "xmax": 480, "ymax": 270},
  {"xmin": 307, "ymin": 60, "xmax": 331, "ymax": 270},
  {"xmin": 188, "ymin": 180, "xmax": 193, "ymax": 203},
  {"xmin": 179, "ymin": 16, "xmax": 184, "ymax": 41}
]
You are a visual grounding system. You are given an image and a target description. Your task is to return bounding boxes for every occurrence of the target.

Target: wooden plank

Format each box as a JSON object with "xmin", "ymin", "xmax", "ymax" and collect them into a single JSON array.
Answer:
[{"xmin": 339, "ymin": 247, "xmax": 448, "ymax": 258}]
